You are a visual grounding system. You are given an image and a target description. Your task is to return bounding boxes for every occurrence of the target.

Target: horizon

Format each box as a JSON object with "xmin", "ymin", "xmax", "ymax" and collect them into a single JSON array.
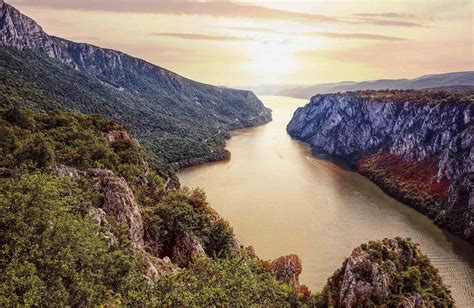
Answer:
[{"xmin": 8, "ymin": 0, "xmax": 474, "ymax": 88}]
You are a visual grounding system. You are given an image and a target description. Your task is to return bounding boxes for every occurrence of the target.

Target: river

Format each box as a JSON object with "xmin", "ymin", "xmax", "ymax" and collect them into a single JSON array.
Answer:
[{"xmin": 179, "ymin": 96, "xmax": 474, "ymax": 307}]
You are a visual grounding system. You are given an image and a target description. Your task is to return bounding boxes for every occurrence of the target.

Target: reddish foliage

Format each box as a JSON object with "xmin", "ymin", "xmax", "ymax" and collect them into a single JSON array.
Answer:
[
  {"xmin": 357, "ymin": 152, "xmax": 449, "ymax": 202},
  {"xmin": 271, "ymin": 254, "xmax": 302, "ymax": 288}
]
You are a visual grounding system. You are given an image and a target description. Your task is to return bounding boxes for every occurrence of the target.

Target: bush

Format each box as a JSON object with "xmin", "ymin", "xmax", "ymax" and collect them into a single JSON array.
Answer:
[{"xmin": 0, "ymin": 172, "xmax": 139, "ymax": 306}]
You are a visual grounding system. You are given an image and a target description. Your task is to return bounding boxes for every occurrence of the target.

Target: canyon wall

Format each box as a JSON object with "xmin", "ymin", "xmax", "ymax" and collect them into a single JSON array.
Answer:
[{"xmin": 287, "ymin": 90, "xmax": 473, "ymax": 243}]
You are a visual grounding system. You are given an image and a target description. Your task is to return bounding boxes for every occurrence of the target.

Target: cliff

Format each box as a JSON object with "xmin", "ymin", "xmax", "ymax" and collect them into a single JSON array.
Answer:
[
  {"xmin": 287, "ymin": 89, "xmax": 473, "ymax": 243},
  {"xmin": 0, "ymin": 2, "xmax": 271, "ymax": 173},
  {"xmin": 317, "ymin": 238, "xmax": 454, "ymax": 307}
]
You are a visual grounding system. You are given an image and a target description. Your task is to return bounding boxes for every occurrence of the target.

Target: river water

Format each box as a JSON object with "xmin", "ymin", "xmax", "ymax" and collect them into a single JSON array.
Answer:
[{"xmin": 179, "ymin": 96, "xmax": 474, "ymax": 306}]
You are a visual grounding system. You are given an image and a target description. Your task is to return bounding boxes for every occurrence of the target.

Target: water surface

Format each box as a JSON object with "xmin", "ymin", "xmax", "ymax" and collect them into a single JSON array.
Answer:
[{"xmin": 179, "ymin": 96, "xmax": 474, "ymax": 307}]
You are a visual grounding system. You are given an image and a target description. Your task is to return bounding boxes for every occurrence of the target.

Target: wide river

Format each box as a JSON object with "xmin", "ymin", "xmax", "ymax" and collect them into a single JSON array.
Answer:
[{"xmin": 179, "ymin": 96, "xmax": 474, "ymax": 306}]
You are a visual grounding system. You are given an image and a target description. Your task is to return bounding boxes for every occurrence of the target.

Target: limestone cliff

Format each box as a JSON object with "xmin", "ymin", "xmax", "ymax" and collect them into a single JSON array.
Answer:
[
  {"xmin": 287, "ymin": 89, "xmax": 473, "ymax": 243},
  {"xmin": 318, "ymin": 238, "xmax": 454, "ymax": 307}
]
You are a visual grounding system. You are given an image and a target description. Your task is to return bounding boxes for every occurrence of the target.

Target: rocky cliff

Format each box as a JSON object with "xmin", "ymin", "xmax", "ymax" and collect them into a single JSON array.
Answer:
[
  {"xmin": 0, "ymin": 2, "xmax": 271, "ymax": 171},
  {"xmin": 318, "ymin": 238, "xmax": 454, "ymax": 307},
  {"xmin": 287, "ymin": 89, "xmax": 473, "ymax": 243}
]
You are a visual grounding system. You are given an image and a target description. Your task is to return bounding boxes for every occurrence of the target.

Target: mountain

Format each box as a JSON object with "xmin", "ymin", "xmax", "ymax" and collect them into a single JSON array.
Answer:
[
  {"xmin": 0, "ymin": 1, "xmax": 271, "ymax": 177},
  {"xmin": 287, "ymin": 88, "xmax": 474, "ymax": 243},
  {"xmin": 278, "ymin": 71, "xmax": 474, "ymax": 99}
]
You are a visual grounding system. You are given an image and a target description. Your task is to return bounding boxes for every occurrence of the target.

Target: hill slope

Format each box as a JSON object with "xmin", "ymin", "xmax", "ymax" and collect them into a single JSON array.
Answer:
[
  {"xmin": 0, "ymin": 2, "xmax": 271, "ymax": 176},
  {"xmin": 278, "ymin": 71, "xmax": 474, "ymax": 99}
]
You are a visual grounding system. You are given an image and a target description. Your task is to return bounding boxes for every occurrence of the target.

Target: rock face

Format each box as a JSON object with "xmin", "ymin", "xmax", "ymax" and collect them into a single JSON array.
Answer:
[
  {"xmin": 287, "ymin": 90, "xmax": 473, "ymax": 243},
  {"xmin": 171, "ymin": 233, "xmax": 206, "ymax": 267},
  {"xmin": 320, "ymin": 238, "xmax": 454, "ymax": 307},
  {"xmin": 52, "ymin": 165, "xmax": 146, "ymax": 251},
  {"xmin": 105, "ymin": 130, "xmax": 133, "ymax": 144},
  {"xmin": 87, "ymin": 168, "xmax": 146, "ymax": 251}
]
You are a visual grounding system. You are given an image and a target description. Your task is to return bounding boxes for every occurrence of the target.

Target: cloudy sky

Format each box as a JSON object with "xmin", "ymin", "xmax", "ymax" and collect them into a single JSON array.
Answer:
[{"xmin": 9, "ymin": 0, "xmax": 473, "ymax": 87}]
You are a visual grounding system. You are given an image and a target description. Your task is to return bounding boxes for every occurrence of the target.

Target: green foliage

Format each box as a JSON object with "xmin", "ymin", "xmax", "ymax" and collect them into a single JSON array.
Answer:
[
  {"xmin": 148, "ymin": 253, "xmax": 293, "ymax": 306},
  {"xmin": 0, "ymin": 108, "xmax": 165, "ymax": 198},
  {"xmin": 0, "ymin": 172, "xmax": 139, "ymax": 306},
  {"xmin": 0, "ymin": 45, "xmax": 269, "ymax": 173},
  {"xmin": 145, "ymin": 188, "xmax": 236, "ymax": 259}
]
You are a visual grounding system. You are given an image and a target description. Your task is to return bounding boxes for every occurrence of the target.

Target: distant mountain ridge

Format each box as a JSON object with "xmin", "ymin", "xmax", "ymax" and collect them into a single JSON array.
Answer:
[
  {"xmin": 0, "ymin": 1, "xmax": 271, "ymax": 176},
  {"xmin": 278, "ymin": 71, "xmax": 474, "ymax": 99}
]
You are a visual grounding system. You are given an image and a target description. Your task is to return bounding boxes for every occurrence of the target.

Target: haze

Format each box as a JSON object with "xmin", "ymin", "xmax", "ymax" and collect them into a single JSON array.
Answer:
[{"xmin": 10, "ymin": 0, "xmax": 473, "ymax": 86}]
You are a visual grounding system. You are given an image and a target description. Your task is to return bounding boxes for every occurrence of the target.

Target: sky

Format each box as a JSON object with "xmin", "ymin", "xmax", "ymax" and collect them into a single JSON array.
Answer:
[{"xmin": 9, "ymin": 0, "xmax": 474, "ymax": 87}]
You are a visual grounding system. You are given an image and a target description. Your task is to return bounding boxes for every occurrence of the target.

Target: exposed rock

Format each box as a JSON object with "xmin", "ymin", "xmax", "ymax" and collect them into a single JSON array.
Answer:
[
  {"xmin": 88, "ymin": 169, "xmax": 145, "ymax": 251},
  {"xmin": 85, "ymin": 207, "xmax": 117, "ymax": 247},
  {"xmin": 144, "ymin": 256, "xmax": 177, "ymax": 283},
  {"xmin": 171, "ymin": 232, "xmax": 206, "ymax": 267},
  {"xmin": 338, "ymin": 246, "xmax": 395, "ymax": 306},
  {"xmin": 271, "ymin": 254, "xmax": 302, "ymax": 289},
  {"xmin": 50, "ymin": 164, "xmax": 82, "ymax": 180},
  {"xmin": 50, "ymin": 165, "xmax": 147, "ymax": 251},
  {"xmin": 287, "ymin": 90, "xmax": 473, "ymax": 242},
  {"xmin": 105, "ymin": 130, "xmax": 133, "ymax": 144},
  {"xmin": 401, "ymin": 293, "xmax": 425, "ymax": 308},
  {"xmin": 320, "ymin": 238, "xmax": 453, "ymax": 307}
]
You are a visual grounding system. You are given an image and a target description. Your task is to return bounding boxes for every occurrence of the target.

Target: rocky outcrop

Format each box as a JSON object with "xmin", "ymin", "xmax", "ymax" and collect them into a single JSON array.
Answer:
[
  {"xmin": 271, "ymin": 254, "xmax": 302, "ymax": 289},
  {"xmin": 287, "ymin": 89, "xmax": 473, "ymax": 243},
  {"xmin": 52, "ymin": 165, "xmax": 146, "ymax": 251},
  {"xmin": 105, "ymin": 130, "xmax": 133, "ymax": 144},
  {"xmin": 51, "ymin": 164, "xmax": 180, "ymax": 279},
  {"xmin": 171, "ymin": 233, "xmax": 206, "ymax": 267},
  {"xmin": 320, "ymin": 238, "xmax": 454, "ymax": 307},
  {"xmin": 87, "ymin": 168, "xmax": 146, "ymax": 251},
  {"xmin": 85, "ymin": 207, "xmax": 117, "ymax": 247}
]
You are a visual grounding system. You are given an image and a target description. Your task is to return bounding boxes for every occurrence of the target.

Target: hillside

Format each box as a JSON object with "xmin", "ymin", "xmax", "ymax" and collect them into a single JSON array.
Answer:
[
  {"xmin": 287, "ymin": 88, "xmax": 474, "ymax": 243},
  {"xmin": 278, "ymin": 71, "xmax": 474, "ymax": 99},
  {"xmin": 0, "ymin": 2, "xmax": 271, "ymax": 177}
]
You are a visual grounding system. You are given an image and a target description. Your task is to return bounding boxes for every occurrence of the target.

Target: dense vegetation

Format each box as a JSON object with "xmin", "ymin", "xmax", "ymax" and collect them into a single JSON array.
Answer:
[
  {"xmin": 358, "ymin": 152, "xmax": 450, "ymax": 219},
  {"xmin": 358, "ymin": 87, "xmax": 474, "ymax": 104},
  {"xmin": 0, "ymin": 45, "xmax": 269, "ymax": 177},
  {"xmin": 0, "ymin": 109, "xmax": 303, "ymax": 306}
]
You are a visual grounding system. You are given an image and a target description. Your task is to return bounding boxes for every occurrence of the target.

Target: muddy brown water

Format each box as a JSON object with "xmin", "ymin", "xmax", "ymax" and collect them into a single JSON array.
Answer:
[{"xmin": 179, "ymin": 96, "xmax": 474, "ymax": 307}]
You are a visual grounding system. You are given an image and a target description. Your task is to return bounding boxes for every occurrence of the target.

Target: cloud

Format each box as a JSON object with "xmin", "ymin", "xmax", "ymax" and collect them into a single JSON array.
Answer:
[
  {"xmin": 226, "ymin": 27, "xmax": 406, "ymax": 41},
  {"xmin": 150, "ymin": 32, "xmax": 253, "ymax": 41},
  {"xmin": 352, "ymin": 17, "xmax": 424, "ymax": 27},
  {"xmin": 11, "ymin": 0, "xmax": 338, "ymax": 23},
  {"xmin": 311, "ymin": 32, "xmax": 406, "ymax": 41},
  {"xmin": 10, "ymin": 0, "xmax": 428, "ymax": 28},
  {"xmin": 225, "ymin": 26, "xmax": 283, "ymax": 34},
  {"xmin": 353, "ymin": 12, "xmax": 417, "ymax": 19}
]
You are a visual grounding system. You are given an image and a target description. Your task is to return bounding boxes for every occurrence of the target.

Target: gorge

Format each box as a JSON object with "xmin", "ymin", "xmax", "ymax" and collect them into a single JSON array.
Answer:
[
  {"xmin": 179, "ymin": 96, "xmax": 474, "ymax": 307},
  {"xmin": 287, "ymin": 89, "xmax": 473, "ymax": 243},
  {"xmin": 1, "ymin": 0, "xmax": 472, "ymax": 306}
]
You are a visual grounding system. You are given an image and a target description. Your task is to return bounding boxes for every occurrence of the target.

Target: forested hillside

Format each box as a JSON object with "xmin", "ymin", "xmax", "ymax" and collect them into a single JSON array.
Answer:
[{"xmin": 0, "ymin": 1, "xmax": 272, "ymax": 176}]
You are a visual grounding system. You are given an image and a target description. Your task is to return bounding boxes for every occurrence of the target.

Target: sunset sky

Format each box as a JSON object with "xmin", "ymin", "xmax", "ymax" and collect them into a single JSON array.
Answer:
[{"xmin": 9, "ymin": 0, "xmax": 473, "ymax": 87}]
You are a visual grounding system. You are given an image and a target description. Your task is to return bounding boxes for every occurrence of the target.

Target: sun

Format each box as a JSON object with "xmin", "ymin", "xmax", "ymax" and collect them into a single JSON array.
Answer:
[{"xmin": 243, "ymin": 43, "xmax": 298, "ymax": 83}]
